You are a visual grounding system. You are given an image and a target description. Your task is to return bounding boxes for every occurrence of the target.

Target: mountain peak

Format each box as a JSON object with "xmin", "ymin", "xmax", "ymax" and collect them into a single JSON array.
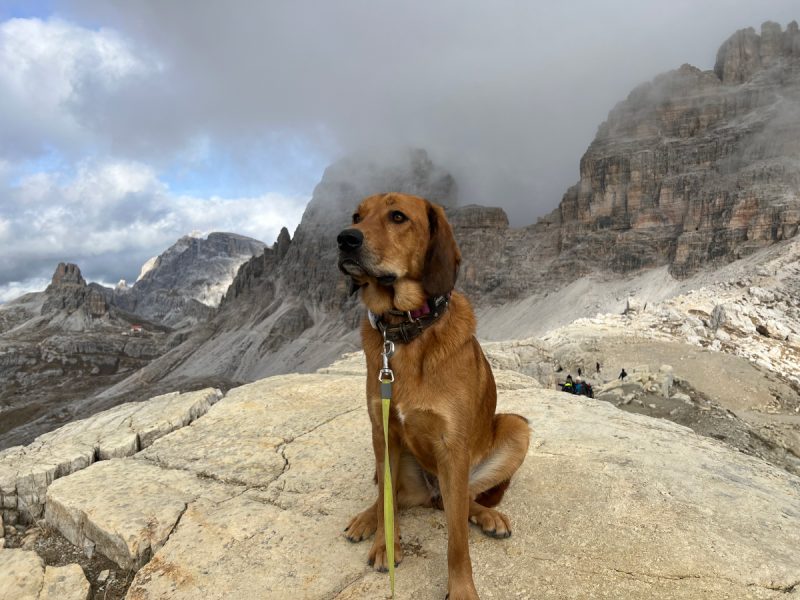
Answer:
[
  {"xmin": 114, "ymin": 231, "xmax": 268, "ymax": 328},
  {"xmin": 714, "ymin": 20, "xmax": 800, "ymax": 84},
  {"xmin": 41, "ymin": 262, "xmax": 107, "ymax": 317},
  {"xmin": 48, "ymin": 262, "xmax": 86, "ymax": 288}
]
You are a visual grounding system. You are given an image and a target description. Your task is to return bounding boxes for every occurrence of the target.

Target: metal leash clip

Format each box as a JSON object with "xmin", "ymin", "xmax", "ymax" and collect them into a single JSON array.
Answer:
[{"xmin": 378, "ymin": 330, "xmax": 395, "ymax": 382}]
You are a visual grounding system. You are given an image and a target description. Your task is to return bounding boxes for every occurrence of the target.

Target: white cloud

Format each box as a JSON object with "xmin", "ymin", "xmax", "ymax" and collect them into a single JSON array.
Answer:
[
  {"xmin": 0, "ymin": 278, "xmax": 50, "ymax": 303},
  {"xmin": 0, "ymin": 158, "xmax": 307, "ymax": 299},
  {"xmin": 0, "ymin": 17, "xmax": 151, "ymax": 159},
  {"xmin": 170, "ymin": 192, "xmax": 307, "ymax": 242}
]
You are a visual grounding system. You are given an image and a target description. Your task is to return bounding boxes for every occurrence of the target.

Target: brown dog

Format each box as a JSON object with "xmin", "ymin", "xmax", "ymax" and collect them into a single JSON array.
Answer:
[{"xmin": 337, "ymin": 193, "xmax": 530, "ymax": 600}]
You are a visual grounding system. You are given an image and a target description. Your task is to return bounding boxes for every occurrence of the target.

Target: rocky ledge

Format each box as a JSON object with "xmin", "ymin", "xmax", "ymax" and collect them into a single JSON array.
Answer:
[
  {"xmin": 0, "ymin": 388, "xmax": 222, "ymax": 526},
  {"xmin": 1, "ymin": 354, "xmax": 798, "ymax": 599}
]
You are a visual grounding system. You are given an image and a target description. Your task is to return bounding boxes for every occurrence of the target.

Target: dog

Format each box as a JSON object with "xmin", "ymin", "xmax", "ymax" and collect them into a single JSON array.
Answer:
[{"xmin": 337, "ymin": 192, "xmax": 530, "ymax": 600}]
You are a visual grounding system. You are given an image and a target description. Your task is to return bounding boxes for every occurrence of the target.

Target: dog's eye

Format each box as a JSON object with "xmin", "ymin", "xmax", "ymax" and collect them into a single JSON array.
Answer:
[
  {"xmin": 352, "ymin": 213, "xmax": 361, "ymax": 224},
  {"xmin": 390, "ymin": 211, "xmax": 408, "ymax": 224}
]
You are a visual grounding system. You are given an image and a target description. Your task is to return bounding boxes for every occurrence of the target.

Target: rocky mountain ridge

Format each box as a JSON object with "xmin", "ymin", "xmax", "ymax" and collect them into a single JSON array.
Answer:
[
  {"xmin": 95, "ymin": 149, "xmax": 460, "ymax": 399},
  {"xmin": 0, "ymin": 231, "xmax": 266, "ymax": 450},
  {"xmin": 0, "ymin": 263, "xmax": 173, "ymax": 450}
]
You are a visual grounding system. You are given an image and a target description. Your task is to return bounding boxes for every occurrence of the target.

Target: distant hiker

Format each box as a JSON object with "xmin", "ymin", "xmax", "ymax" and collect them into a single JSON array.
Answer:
[
  {"xmin": 577, "ymin": 367, "xmax": 582, "ymax": 377},
  {"xmin": 596, "ymin": 361, "xmax": 601, "ymax": 374},
  {"xmin": 619, "ymin": 368, "xmax": 628, "ymax": 381}
]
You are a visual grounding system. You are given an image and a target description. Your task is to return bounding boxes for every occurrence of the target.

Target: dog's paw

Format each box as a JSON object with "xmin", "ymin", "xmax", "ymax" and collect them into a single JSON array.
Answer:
[
  {"xmin": 367, "ymin": 538, "xmax": 403, "ymax": 572},
  {"xmin": 469, "ymin": 506, "xmax": 512, "ymax": 539},
  {"xmin": 344, "ymin": 508, "xmax": 377, "ymax": 543}
]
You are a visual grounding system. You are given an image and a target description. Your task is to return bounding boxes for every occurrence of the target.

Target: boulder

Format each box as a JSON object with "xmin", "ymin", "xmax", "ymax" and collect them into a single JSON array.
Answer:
[
  {"xmin": 0, "ymin": 550, "xmax": 44, "ymax": 600},
  {"xmin": 39, "ymin": 564, "xmax": 90, "ymax": 600},
  {"xmin": 624, "ymin": 296, "xmax": 645, "ymax": 315},
  {"xmin": 710, "ymin": 303, "xmax": 757, "ymax": 335},
  {"xmin": 0, "ymin": 551, "xmax": 90, "ymax": 600}
]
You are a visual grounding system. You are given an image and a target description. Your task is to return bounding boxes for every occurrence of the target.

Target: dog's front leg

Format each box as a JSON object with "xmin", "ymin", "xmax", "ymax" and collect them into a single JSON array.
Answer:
[{"xmin": 437, "ymin": 441, "xmax": 479, "ymax": 600}]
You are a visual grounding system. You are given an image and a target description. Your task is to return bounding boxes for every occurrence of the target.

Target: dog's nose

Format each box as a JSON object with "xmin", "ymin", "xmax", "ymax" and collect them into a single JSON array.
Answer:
[{"xmin": 337, "ymin": 228, "xmax": 363, "ymax": 251}]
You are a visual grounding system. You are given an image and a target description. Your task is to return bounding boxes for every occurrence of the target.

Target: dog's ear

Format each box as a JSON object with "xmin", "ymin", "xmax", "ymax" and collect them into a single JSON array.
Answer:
[{"xmin": 422, "ymin": 202, "xmax": 461, "ymax": 297}]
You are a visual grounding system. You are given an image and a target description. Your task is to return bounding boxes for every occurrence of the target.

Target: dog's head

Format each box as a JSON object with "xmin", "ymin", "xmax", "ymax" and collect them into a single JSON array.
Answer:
[{"xmin": 337, "ymin": 193, "xmax": 460, "ymax": 314}]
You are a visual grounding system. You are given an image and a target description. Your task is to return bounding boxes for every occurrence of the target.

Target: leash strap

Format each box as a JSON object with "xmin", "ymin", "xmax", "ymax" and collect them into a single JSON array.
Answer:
[{"xmin": 379, "ymin": 337, "xmax": 395, "ymax": 597}]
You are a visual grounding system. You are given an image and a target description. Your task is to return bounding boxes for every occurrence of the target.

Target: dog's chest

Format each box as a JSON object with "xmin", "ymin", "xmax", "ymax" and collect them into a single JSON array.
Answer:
[
  {"xmin": 395, "ymin": 405, "xmax": 408, "ymax": 425},
  {"xmin": 389, "ymin": 398, "xmax": 442, "ymax": 471}
]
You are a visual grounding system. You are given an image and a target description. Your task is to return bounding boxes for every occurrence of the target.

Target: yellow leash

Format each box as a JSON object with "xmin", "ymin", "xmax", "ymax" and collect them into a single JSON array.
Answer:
[{"xmin": 379, "ymin": 337, "xmax": 396, "ymax": 597}]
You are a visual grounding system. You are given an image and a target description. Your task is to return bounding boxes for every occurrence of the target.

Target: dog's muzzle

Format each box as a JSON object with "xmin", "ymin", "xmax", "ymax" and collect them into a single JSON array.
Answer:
[{"xmin": 337, "ymin": 227, "xmax": 397, "ymax": 289}]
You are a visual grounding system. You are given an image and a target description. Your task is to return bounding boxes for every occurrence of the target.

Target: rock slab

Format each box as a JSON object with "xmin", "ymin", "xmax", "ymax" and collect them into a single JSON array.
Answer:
[
  {"xmin": 0, "ymin": 388, "xmax": 222, "ymax": 524},
  {"xmin": 35, "ymin": 368, "xmax": 798, "ymax": 599}
]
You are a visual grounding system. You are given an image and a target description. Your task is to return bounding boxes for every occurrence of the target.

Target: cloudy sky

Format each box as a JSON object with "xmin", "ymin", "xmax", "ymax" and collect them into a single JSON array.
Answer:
[{"xmin": 0, "ymin": 1, "xmax": 797, "ymax": 301}]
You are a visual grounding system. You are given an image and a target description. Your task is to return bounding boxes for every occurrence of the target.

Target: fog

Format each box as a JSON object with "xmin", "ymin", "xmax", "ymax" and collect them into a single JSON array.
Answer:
[{"xmin": 62, "ymin": 1, "xmax": 798, "ymax": 221}]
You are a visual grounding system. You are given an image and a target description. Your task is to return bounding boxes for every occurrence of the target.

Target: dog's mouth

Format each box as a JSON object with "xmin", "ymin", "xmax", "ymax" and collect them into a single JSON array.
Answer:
[
  {"xmin": 338, "ymin": 258, "xmax": 398, "ymax": 288},
  {"xmin": 338, "ymin": 258, "xmax": 365, "ymax": 278}
]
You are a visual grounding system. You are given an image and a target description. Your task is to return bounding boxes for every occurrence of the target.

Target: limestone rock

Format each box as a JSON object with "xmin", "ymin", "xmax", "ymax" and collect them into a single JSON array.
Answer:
[
  {"xmin": 0, "ymin": 388, "xmax": 221, "ymax": 523},
  {"xmin": 0, "ymin": 550, "xmax": 44, "ymax": 600},
  {"xmin": 624, "ymin": 296, "xmax": 644, "ymax": 314},
  {"xmin": 45, "ymin": 458, "xmax": 237, "ymax": 570},
  {"xmin": 0, "ymin": 551, "xmax": 90, "ymax": 600},
  {"xmin": 559, "ymin": 21, "xmax": 800, "ymax": 279},
  {"xmin": 710, "ymin": 303, "xmax": 757, "ymax": 335},
  {"xmin": 41, "ymin": 263, "xmax": 101, "ymax": 316},
  {"xmin": 44, "ymin": 374, "xmax": 362, "ymax": 569},
  {"xmin": 20, "ymin": 369, "xmax": 794, "ymax": 599},
  {"xmin": 714, "ymin": 26, "xmax": 762, "ymax": 83},
  {"xmin": 447, "ymin": 204, "xmax": 508, "ymax": 229},
  {"xmin": 40, "ymin": 564, "xmax": 90, "ymax": 600}
]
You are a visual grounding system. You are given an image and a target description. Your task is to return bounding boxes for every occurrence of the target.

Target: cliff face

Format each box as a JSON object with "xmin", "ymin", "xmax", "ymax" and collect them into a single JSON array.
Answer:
[
  {"xmin": 557, "ymin": 21, "xmax": 800, "ymax": 277},
  {"xmin": 363, "ymin": 22, "xmax": 800, "ymax": 306}
]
